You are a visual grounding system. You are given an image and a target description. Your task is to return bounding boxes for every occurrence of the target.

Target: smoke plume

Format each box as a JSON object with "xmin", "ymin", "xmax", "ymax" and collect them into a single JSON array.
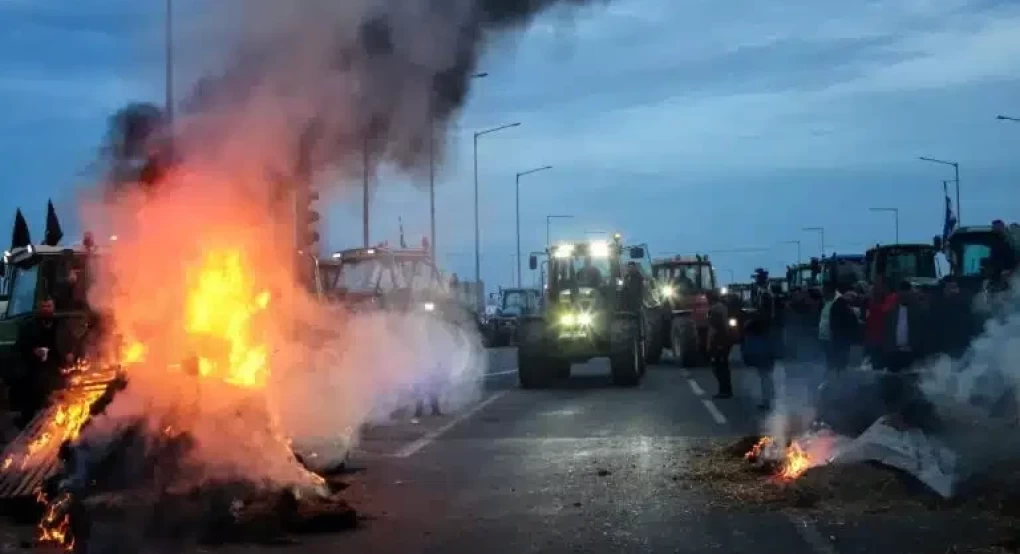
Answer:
[{"xmin": 172, "ymin": 0, "xmax": 601, "ymax": 187}]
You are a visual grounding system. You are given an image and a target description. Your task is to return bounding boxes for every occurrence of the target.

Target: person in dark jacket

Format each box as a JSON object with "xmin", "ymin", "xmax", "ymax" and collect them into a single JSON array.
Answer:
[
  {"xmin": 13, "ymin": 298, "xmax": 68, "ymax": 427},
  {"xmin": 743, "ymin": 269, "xmax": 776, "ymax": 410},
  {"xmin": 826, "ymin": 282, "xmax": 861, "ymax": 374},
  {"xmin": 706, "ymin": 290, "xmax": 732, "ymax": 399},
  {"xmin": 933, "ymin": 276, "xmax": 973, "ymax": 359}
]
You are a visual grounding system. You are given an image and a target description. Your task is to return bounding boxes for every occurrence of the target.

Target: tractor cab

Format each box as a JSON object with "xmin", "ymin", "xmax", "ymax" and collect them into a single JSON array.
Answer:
[
  {"xmin": 325, "ymin": 245, "xmax": 452, "ymax": 315},
  {"xmin": 865, "ymin": 244, "xmax": 940, "ymax": 290},
  {"xmin": 817, "ymin": 254, "xmax": 866, "ymax": 291},
  {"xmin": 529, "ymin": 236, "xmax": 645, "ymax": 314},
  {"xmin": 650, "ymin": 254, "xmax": 717, "ymax": 314},
  {"xmin": 936, "ymin": 223, "xmax": 1020, "ymax": 293},
  {"xmin": 786, "ymin": 262, "xmax": 818, "ymax": 292}
]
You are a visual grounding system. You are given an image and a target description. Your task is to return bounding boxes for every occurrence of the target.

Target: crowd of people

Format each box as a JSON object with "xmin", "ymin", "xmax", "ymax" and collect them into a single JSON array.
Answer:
[{"xmin": 704, "ymin": 269, "xmax": 991, "ymax": 412}]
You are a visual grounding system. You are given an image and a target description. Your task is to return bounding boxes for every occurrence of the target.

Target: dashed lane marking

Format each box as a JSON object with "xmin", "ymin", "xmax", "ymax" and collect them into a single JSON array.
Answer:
[
  {"xmin": 484, "ymin": 369, "xmax": 518, "ymax": 378},
  {"xmin": 394, "ymin": 390, "xmax": 510, "ymax": 458},
  {"xmin": 787, "ymin": 515, "xmax": 840, "ymax": 554},
  {"xmin": 700, "ymin": 398, "xmax": 728, "ymax": 425},
  {"xmin": 687, "ymin": 378, "xmax": 705, "ymax": 396}
]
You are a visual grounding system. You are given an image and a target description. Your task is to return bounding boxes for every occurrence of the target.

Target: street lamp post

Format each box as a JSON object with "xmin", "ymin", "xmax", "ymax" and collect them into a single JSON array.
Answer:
[
  {"xmin": 546, "ymin": 215, "xmax": 573, "ymax": 247},
  {"xmin": 869, "ymin": 207, "xmax": 899, "ymax": 243},
  {"xmin": 919, "ymin": 156, "xmax": 960, "ymax": 225},
  {"xmin": 474, "ymin": 121, "xmax": 521, "ymax": 307},
  {"xmin": 515, "ymin": 165, "xmax": 553, "ymax": 288},
  {"xmin": 429, "ymin": 72, "xmax": 488, "ymax": 261},
  {"xmin": 781, "ymin": 240, "xmax": 802, "ymax": 264},
  {"xmin": 803, "ymin": 227, "xmax": 825, "ymax": 256}
]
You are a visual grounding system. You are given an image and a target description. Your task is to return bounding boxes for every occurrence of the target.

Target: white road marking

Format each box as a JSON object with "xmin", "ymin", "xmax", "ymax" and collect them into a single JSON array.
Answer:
[
  {"xmin": 700, "ymin": 398, "xmax": 728, "ymax": 425},
  {"xmin": 687, "ymin": 378, "xmax": 705, "ymax": 396},
  {"xmin": 394, "ymin": 390, "xmax": 510, "ymax": 458},
  {"xmin": 787, "ymin": 515, "xmax": 840, "ymax": 554},
  {"xmin": 484, "ymin": 369, "xmax": 518, "ymax": 378}
]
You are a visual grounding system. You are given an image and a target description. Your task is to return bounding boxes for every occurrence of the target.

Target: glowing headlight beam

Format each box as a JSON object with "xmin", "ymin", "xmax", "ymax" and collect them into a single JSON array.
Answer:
[
  {"xmin": 660, "ymin": 285, "xmax": 675, "ymax": 299},
  {"xmin": 577, "ymin": 312, "xmax": 593, "ymax": 326},
  {"xmin": 589, "ymin": 240, "xmax": 610, "ymax": 258},
  {"xmin": 728, "ymin": 318, "xmax": 738, "ymax": 328},
  {"xmin": 553, "ymin": 244, "xmax": 574, "ymax": 258}
]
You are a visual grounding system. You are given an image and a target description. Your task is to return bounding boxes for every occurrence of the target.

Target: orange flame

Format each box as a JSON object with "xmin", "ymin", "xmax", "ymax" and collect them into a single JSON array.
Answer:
[
  {"xmin": 183, "ymin": 249, "xmax": 272, "ymax": 388},
  {"xmin": 744, "ymin": 436, "xmax": 813, "ymax": 481}
]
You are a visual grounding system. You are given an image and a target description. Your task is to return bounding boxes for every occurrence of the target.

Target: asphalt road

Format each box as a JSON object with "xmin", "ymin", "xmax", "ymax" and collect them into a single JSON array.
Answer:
[{"xmin": 197, "ymin": 347, "xmax": 993, "ymax": 554}]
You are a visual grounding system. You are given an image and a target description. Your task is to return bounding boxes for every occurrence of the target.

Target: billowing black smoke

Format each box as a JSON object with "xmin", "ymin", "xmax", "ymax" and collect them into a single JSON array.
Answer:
[{"xmin": 102, "ymin": 0, "xmax": 601, "ymax": 189}]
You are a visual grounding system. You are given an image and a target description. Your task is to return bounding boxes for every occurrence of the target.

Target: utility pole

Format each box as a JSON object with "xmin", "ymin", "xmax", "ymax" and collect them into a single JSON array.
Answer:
[
  {"xmin": 515, "ymin": 165, "xmax": 552, "ymax": 289},
  {"xmin": 362, "ymin": 134, "xmax": 370, "ymax": 248},
  {"xmin": 919, "ymin": 156, "xmax": 960, "ymax": 226},
  {"xmin": 473, "ymin": 121, "xmax": 521, "ymax": 309},
  {"xmin": 164, "ymin": 0, "xmax": 175, "ymax": 158}
]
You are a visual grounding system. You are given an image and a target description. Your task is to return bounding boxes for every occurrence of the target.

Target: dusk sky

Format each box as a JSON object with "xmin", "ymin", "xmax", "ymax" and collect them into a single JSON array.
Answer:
[{"xmin": 2, "ymin": 0, "xmax": 1020, "ymax": 289}]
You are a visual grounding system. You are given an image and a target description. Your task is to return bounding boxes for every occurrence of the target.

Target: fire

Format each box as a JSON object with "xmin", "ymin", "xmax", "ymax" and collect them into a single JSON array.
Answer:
[
  {"xmin": 17, "ymin": 393, "xmax": 103, "ymax": 470},
  {"xmin": 183, "ymin": 250, "xmax": 272, "ymax": 389},
  {"xmin": 779, "ymin": 442, "xmax": 811, "ymax": 480},
  {"xmin": 744, "ymin": 436, "xmax": 773, "ymax": 461},
  {"xmin": 744, "ymin": 436, "xmax": 813, "ymax": 481}
]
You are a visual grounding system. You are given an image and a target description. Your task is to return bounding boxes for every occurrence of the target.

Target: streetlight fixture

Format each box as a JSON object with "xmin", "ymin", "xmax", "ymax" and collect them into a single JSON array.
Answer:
[
  {"xmin": 803, "ymin": 227, "xmax": 825, "ymax": 255},
  {"xmin": 781, "ymin": 240, "xmax": 802, "ymax": 264},
  {"xmin": 869, "ymin": 207, "xmax": 899, "ymax": 244},
  {"xmin": 515, "ymin": 165, "xmax": 553, "ymax": 288},
  {"xmin": 996, "ymin": 115, "xmax": 1020, "ymax": 122},
  {"xmin": 546, "ymin": 215, "xmax": 573, "ymax": 247},
  {"xmin": 918, "ymin": 156, "xmax": 961, "ymax": 224},
  {"xmin": 428, "ymin": 72, "xmax": 488, "ymax": 260},
  {"xmin": 473, "ymin": 121, "xmax": 521, "ymax": 306}
]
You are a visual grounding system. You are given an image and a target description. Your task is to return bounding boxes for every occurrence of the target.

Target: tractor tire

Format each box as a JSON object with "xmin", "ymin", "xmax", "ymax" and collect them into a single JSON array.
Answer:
[
  {"xmin": 610, "ymin": 320, "xmax": 642, "ymax": 387},
  {"xmin": 671, "ymin": 318, "xmax": 697, "ymax": 368}
]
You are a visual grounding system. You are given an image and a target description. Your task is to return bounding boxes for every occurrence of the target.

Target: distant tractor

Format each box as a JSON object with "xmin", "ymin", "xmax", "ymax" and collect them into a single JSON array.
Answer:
[
  {"xmin": 935, "ymin": 222, "xmax": 1020, "ymax": 293},
  {"xmin": 864, "ymin": 243, "xmax": 941, "ymax": 291},
  {"xmin": 517, "ymin": 235, "xmax": 656, "ymax": 388},
  {"xmin": 650, "ymin": 254, "xmax": 718, "ymax": 367}
]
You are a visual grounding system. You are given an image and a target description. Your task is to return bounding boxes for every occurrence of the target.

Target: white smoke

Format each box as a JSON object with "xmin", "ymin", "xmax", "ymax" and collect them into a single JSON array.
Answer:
[{"xmin": 269, "ymin": 310, "xmax": 487, "ymax": 469}]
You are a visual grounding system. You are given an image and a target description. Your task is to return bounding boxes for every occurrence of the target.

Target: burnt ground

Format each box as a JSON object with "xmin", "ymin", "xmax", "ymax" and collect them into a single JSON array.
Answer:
[{"xmin": 5, "ymin": 348, "xmax": 1020, "ymax": 553}]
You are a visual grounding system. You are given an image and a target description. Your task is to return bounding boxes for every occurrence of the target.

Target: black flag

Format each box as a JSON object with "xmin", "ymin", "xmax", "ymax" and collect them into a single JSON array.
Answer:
[
  {"xmin": 11, "ymin": 209, "xmax": 31, "ymax": 250},
  {"xmin": 44, "ymin": 199, "xmax": 63, "ymax": 246}
]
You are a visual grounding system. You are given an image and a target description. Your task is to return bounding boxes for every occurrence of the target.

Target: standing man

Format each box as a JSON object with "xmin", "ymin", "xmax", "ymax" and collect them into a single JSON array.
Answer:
[
  {"xmin": 706, "ymin": 290, "xmax": 732, "ymax": 399},
  {"xmin": 883, "ymin": 281, "xmax": 925, "ymax": 372},
  {"xmin": 934, "ymin": 276, "xmax": 973, "ymax": 359},
  {"xmin": 14, "ymin": 297, "xmax": 67, "ymax": 427},
  {"xmin": 743, "ymin": 269, "xmax": 776, "ymax": 410},
  {"xmin": 827, "ymin": 282, "xmax": 861, "ymax": 374}
]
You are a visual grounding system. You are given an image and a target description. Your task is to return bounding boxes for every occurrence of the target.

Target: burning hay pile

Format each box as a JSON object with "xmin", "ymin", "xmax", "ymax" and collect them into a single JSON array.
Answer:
[{"xmin": 682, "ymin": 431, "xmax": 1020, "ymax": 528}]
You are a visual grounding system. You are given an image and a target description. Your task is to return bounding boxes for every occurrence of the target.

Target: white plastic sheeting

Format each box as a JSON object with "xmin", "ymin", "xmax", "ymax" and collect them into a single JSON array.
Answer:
[{"xmin": 829, "ymin": 416, "xmax": 960, "ymax": 498}]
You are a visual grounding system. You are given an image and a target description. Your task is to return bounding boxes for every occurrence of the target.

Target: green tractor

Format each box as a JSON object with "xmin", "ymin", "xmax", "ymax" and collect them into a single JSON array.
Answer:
[
  {"xmin": 518, "ymin": 235, "xmax": 656, "ymax": 388},
  {"xmin": 0, "ymin": 240, "xmax": 107, "ymax": 423}
]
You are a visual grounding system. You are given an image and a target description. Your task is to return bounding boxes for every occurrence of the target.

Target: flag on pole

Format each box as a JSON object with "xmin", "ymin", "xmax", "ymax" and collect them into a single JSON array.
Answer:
[
  {"xmin": 942, "ymin": 181, "xmax": 957, "ymax": 247},
  {"xmin": 44, "ymin": 199, "xmax": 63, "ymax": 246},
  {"xmin": 10, "ymin": 209, "xmax": 31, "ymax": 250}
]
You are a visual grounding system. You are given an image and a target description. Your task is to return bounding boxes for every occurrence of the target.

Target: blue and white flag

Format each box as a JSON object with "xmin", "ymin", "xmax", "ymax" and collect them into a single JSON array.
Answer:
[{"xmin": 942, "ymin": 182, "xmax": 957, "ymax": 246}]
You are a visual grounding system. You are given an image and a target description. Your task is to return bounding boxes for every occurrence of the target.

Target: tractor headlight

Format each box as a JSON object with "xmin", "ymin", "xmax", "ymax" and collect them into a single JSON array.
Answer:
[
  {"xmin": 721, "ymin": 286, "xmax": 729, "ymax": 295},
  {"xmin": 560, "ymin": 311, "xmax": 594, "ymax": 327},
  {"xmin": 661, "ymin": 284, "xmax": 675, "ymax": 299},
  {"xmin": 422, "ymin": 302, "xmax": 436, "ymax": 312},
  {"xmin": 728, "ymin": 318, "xmax": 738, "ymax": 328}
]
